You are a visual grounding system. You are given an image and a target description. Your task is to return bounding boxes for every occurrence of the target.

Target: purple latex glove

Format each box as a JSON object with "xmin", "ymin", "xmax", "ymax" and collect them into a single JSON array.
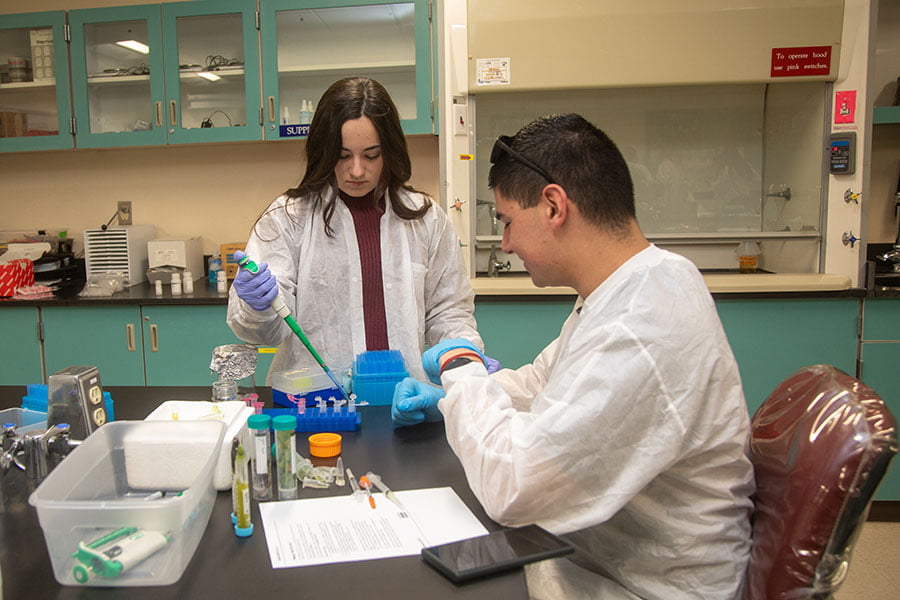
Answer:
[
  {"xmin": 232, "ymin": 250, "xmax": 279, "ymax": 311},
  {"xmin": 485, "ymin": 356, "xmax": 501, "ymax": 373}
]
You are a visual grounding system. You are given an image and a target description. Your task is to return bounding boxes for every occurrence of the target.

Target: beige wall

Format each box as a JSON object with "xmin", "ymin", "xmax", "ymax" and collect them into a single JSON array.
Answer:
[{"xmin": 0, "ymin": 137, "xmax": 441, "ymax": 256}]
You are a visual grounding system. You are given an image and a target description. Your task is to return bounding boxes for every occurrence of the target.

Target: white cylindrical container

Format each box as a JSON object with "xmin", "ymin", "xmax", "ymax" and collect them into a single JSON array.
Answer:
[
  {"xmin": 8, "ymin": 57, "xmax": 26, "ymax": 82},
  {"xmin": 248, "ymin": 414, "xmax": 273, "ymax": 500},
  {"xmin": 216, "ymin": 270, "xmax": 227, "ymax": 293},
  {"xmin": 183, "ymin": 271, "xmax": 194, "ymax": 294},
  {"xmin": 154, "ymin": 279, "xmax": 163, "ymax": 296},
  {"xmin": 171, "ymin": 272, "xmax": 182, "ymax": 296}
]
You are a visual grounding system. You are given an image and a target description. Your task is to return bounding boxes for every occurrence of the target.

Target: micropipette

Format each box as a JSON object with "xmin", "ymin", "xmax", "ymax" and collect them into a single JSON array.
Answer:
[
  {"xmin": 365, "ymin": 471, "xmax": 405, "ymax": 510},
  {"xmin": 236, "ymin": 254, "xmax": 350, "ymax": 402}
]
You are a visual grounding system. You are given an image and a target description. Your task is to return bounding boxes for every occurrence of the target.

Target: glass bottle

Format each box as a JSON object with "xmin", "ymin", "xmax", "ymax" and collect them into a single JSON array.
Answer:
[
  {"xmin": 272, "ymin": 415, "xmax": 298, "ymax": 500},
  {"xmin": 212, "ymin": 379, "xmax": 238, "ymax": 402},
  {"xmin": 248, "ymin": 414, "xmax": 273, "ymax": 500}
]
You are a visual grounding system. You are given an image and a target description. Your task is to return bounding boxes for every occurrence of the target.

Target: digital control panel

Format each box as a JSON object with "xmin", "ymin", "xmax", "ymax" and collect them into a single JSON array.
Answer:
[{"xmin": 829, "ymin": 132, "xmax": 856, "ymax": 175}]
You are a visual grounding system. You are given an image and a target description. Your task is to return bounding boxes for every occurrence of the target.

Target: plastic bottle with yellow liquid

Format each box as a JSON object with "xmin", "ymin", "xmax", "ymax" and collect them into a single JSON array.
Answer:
[{"xmin": 737, "ymin": 241, "xmax": 761, "ymax": 273}]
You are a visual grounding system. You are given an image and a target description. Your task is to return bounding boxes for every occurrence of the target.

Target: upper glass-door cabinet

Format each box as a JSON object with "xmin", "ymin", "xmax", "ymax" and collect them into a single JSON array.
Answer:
[
  {"xmin": 70, "ymin": 5, "xmax": 167, "ymax": 147},
  {"xmin": 0, "ymin": 11, "xmax": 73, "ymax": 152},
  {"xmin": 260, "ymin": 0, "xmax": 432, "ymax": 140},
  {"xmin": 161, "ymin": 0, "xmax": 261, "ymax": 144},
  {"xmin": 70, "ymin": 2, "xmax": 261, "ymax": 148}
]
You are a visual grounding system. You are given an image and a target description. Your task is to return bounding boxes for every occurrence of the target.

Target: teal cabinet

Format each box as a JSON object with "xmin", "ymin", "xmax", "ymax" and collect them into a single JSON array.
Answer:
[
  {"xmin": 859, "ymin": 297, "xmax": 900, "ymax": 501},
  {"xmin": 260, "ymin": 0, "xmax": 433, "ymax": 139},
  {"xmin": 160, "ymin": 0, "xmax": 261, "ymax": 144},
  {"xmin": 69, "ymin": 1, "xmax": 261, "ymax": 148},
  {"xmin": 69, "ymin": 5, "xmax": 167, "ymax": 148},
  {"xmin": 142, "ymin": 305, "xmax": 246, "ymax": 386},
  {"xmin": 474, "ymin": 299, "xmax": 574, "ymax": 369},
  {"xmin": 0, "ymin": 307, "xmax": 43, "ymax": 385},
  {"xmin": 715, "ymin": 298, "xmax": 859, "ymax": 416},
  {"xmin": 0, "ymin": 11, "xmax": 73, "ymax": 152},
  {"xmin": 41, "ymin": 306, "xmax": 145, "ymax": 386},
  {"xmin": 476, "ymin": 297, "xmax": 861, "ymax": 417}
]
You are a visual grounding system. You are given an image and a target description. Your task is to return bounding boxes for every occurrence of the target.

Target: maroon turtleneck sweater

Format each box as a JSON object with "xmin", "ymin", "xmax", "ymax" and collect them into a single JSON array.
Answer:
[{"xmin": 340, "ymin": 189, "xmax": 389, "ymax": 350}]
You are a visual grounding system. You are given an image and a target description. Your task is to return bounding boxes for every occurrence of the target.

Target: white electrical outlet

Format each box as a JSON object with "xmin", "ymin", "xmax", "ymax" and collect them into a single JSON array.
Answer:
[{"xmin": 117, "ymin": 201, "xmax": 133, "ymax": 226}]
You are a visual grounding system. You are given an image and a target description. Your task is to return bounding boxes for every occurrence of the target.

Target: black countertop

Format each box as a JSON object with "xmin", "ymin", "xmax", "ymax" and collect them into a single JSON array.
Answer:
[
  {"xmin": 0, "ymin": 386, "xmax": 527, "ymax": 599},
  {"xmin": 0, "ymin": 279, "xmax": 875, "ymax": 308},
  {"xmin": 1, "ymin": 279, "xmax": 230, "ymax": 307}
]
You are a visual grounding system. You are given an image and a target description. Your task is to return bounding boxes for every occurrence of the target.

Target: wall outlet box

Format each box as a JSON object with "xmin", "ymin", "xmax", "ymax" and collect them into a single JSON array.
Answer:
[{"xmin": 117, "ymin": 201, "xmax": 133, "ymax": 226}]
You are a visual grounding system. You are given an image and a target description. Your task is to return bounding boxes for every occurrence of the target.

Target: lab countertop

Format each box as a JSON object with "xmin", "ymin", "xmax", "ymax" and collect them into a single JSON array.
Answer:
[
  {"xmin": 472, "ymin": 273, "xmax": 860, "ymax": 297},
  {"xmin": 0, "ymin": 386, "xmax": 526, "ymax": 599}
]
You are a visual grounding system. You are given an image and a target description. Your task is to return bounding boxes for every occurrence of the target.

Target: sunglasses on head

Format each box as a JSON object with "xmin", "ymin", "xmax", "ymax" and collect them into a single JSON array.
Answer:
[{"xmin": 490, "ymin": 135, "xmax": 556, "ymax": 185}]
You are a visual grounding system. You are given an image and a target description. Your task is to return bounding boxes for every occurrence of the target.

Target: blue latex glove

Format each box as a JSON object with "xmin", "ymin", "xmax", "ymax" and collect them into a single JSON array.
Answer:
[
  {"xmin": 422, "ymin": 338, "xmax": 487, "ymax": 385},
  {"xmin": 232, "ymin": 250, "xmax": 279, "ymax": 311},
  {"xmin": 391, "ymin": 377, "xmax": 446, "ymax": 427},
  {"xmin": 485, "ymin": 356, "xmax": 501, "ymax": 374}
]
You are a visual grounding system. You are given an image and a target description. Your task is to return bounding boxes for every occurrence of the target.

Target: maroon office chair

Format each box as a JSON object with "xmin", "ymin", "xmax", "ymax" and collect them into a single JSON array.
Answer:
[{"xmin": 744, "ymin": 364, "xmax": 898, "ymax": 600}]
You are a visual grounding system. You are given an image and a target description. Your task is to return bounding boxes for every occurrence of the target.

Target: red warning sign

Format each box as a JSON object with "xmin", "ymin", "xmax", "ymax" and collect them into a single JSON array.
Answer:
[{"xmin": 771, "ymin": 46, "xmax": 831, "ymax": 77}]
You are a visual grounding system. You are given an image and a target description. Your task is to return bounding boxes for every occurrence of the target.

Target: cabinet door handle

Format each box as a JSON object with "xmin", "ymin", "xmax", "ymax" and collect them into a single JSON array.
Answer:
[
  {"xmin": 126, "ymin": 324, "xmax": 136, "ymax": 352},
  {"xmin": 155, "ymin": 101, "xmax": 163, "ymax": 127},
  {"xmin": 169, "ymin": 100, "xmax": 177, "ymax": 127},
  {"xmin": 150, "ymin": 324, "xmax": 159, "ymax": 352},
  {"xmin": 267, "ymin": 96, "xmax": 275, "ymax": 123}
]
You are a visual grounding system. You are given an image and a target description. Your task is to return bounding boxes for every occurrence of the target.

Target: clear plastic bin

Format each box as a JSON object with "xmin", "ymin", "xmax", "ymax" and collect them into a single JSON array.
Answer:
[
  {"xmin": 0, "ymin": 407, "xmax": 47, "ymax": 433},
  {"xmin": 28, "ymin": 420, "xmax": 225, "ymax": 587}
]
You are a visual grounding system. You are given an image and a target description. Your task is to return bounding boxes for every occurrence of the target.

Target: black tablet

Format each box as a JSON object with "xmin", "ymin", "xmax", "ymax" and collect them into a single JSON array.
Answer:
[{"xmin": 421, "ymin": 524, "xmax": 575, "ymax": 583}]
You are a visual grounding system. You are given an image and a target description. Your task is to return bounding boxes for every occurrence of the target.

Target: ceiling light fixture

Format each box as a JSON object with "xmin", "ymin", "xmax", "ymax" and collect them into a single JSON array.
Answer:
[{"xmin": 115, "ymin": 39, "xmax": 150, "ymax": 54}]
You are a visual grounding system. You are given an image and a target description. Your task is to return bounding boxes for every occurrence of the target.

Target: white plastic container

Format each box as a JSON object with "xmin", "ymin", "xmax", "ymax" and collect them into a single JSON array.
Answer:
[
  {"xmin": 144, "ymin": 400, "xmax": 252, "ymax": 490},
  {"xmin": 28, "ymin": 420, "xmax": 225, "ymax": 587}
]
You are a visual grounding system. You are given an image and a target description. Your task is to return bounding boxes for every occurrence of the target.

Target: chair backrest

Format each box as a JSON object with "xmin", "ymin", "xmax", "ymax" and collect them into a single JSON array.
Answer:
[{"xmin": 744, "ymin": 364, "xmax": 898, "ymax": 600}]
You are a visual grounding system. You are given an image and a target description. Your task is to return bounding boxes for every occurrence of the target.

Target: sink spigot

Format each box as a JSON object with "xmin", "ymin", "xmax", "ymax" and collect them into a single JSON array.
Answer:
[{"xmin": 487, "ymin": 245, "xmax": 511, "ymax": 277}]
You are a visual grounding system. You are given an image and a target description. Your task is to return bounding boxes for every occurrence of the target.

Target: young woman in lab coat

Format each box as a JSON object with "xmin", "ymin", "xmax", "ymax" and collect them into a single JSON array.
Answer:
[{"xmin": 227, "ymin": 77, "xmax": 482, "ymax": 386}]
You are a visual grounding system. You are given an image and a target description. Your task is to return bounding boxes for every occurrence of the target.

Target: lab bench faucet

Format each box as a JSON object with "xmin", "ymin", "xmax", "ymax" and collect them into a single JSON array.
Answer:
[
  {"xmin": 1, "ymin": 423, "xmax": 80, "ymax": 482},
  {"xmin": 487, "ymin": 245, "xmax": 511, "ymax": 277}
]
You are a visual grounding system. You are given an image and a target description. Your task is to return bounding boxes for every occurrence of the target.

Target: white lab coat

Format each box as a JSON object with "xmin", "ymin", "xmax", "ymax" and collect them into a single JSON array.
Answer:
[
  {"xmin": 438, "ymin": 245, "xmax": 754, "ymax": 600},
  {"xmin": 227, "ymin": 187, "xmax": 482, "ymax": 383}
]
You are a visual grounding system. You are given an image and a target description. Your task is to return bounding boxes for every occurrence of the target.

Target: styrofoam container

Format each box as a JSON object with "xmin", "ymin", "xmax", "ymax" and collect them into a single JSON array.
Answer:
[
  {"xmin": 0, "ymin": 407, "xmax": 47, "ymax": 433},
  {"xmin": 144, "ymin": 400, "xmax": 252, "ymax": 490},
  {"xmin": 28, "ymin": 420, "xmax": 225, "ymax": 587}
]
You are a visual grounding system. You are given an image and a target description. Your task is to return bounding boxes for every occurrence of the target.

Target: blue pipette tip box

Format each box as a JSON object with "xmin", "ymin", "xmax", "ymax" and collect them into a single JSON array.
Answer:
[
  {"xmin": 351, "ymin": 350, "xmax": 408, "ymax": 406},
  {"xmin": 262, "ymin": 407, "xmax": 360, "ymax": 433}
]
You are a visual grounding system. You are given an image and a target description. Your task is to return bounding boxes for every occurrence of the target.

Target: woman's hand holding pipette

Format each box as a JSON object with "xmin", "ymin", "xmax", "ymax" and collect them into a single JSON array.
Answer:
[{"xmin": 233, "ymin": 250, "xmax": 279, "ymax": 311}]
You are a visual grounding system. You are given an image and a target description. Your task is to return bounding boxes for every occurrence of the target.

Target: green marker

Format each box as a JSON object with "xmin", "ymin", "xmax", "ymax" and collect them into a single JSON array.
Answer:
[{"xmin": 237, "ymin": 254, "xmax": 350, "ymax": 402}]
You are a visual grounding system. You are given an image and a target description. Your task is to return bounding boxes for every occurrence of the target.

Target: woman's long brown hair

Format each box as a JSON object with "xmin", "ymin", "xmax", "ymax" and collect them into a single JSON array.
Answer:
[{"xmin": 266, "ymin": 77, "xmax": 430, "ymax": 237}]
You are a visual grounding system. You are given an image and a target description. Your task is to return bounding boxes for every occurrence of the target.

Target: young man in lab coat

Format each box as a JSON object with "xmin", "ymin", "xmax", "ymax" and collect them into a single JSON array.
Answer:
[{"xmin": 392, "ymin": 113, "xmax": 755, "ymax": 599}]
